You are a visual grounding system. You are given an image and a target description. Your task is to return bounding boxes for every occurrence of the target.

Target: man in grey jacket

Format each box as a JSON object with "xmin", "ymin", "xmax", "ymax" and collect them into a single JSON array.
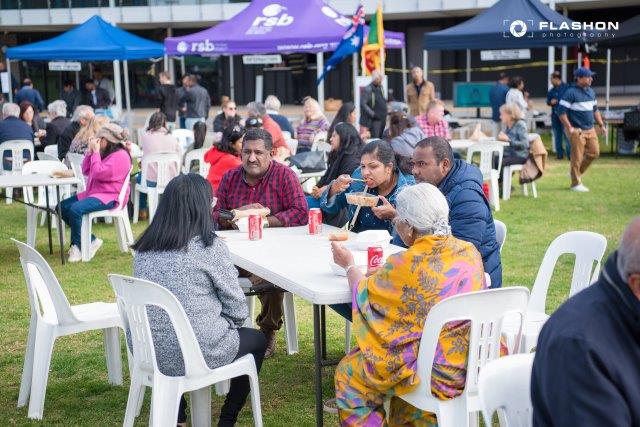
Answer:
[{"xmin": 181, "ymin": 74, "xmax": 211, "ymax": 130}]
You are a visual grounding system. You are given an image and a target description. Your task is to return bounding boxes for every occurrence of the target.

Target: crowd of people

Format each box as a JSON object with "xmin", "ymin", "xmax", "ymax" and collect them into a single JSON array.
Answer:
[{"xmin": 0, "ymin": 63, "xmax": 623, "ymax": 426}]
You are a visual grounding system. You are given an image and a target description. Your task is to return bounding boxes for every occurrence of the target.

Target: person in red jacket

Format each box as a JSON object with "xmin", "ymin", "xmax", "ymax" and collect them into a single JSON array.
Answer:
[{"xmin": 205, "ymin": 124, "xmax": 244, "ymax": 193}]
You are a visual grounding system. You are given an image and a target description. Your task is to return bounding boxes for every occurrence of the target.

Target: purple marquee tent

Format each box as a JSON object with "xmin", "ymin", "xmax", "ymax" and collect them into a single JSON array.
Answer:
[{"xmin": 164, "ymin": 0, "xmax": 406, "ymax": 106}]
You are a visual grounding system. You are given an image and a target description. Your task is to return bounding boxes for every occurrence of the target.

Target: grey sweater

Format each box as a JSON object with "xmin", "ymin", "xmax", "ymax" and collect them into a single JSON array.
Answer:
[{"xmin": 133, "ymin": 237, "xmax": 248, "ymax": 376}]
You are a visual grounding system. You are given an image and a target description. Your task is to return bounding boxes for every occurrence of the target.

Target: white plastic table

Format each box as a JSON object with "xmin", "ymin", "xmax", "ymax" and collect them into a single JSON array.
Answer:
[
  {"xmin": 0, "ymin": 174, "xmax": 80, "ymax": 264},
  {"xmin": 217, "ymin": 225, "xmax": 404, "ymax": 426},
  {"xmin": 449, "ymin": 139, "xmax": 509, "ymax": 151}
]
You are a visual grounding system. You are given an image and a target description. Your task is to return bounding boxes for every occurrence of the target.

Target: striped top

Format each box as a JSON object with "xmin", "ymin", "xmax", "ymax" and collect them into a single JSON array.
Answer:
[
  {"xmin": 557, "ymin": 83, "xmax": 598, "ymax": 130},
  {"xmin": 296, "ymin": 117, "xmax": 329, "ymax": 148}
]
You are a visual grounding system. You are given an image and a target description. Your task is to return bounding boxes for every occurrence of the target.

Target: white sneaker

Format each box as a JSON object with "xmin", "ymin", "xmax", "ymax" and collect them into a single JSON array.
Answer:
[
  {"xmin": 571, "ymin": 184, "xmax": 590, "ymax": 192},
  {"xmin": 68, "ymin": 245, "xmax": 82, "ymax": 263},
  {"xmin": 89, "ymin": 238, "xmax": 103, "ymax": 259}
]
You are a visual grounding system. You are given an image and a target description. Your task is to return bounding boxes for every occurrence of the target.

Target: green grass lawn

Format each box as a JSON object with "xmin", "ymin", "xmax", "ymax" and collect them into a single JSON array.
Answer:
[{"xmin": 1, "ymin": 145, "xmax": 639, "ymax": 426}]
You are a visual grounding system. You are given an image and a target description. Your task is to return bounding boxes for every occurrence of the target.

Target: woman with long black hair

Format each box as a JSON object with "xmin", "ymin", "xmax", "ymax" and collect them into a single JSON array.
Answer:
[
  {"xmin": 132, "ymin": 173, "xmax": 266, "ymax": 427},
  {"xmin": 204, "ymin": 124, "xmax": 244, "ymax": 193}
]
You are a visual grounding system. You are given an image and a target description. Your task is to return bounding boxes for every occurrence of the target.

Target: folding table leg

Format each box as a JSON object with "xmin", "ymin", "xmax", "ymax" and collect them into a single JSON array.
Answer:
[
  {"xmin": 44, "ymin": 186, "xmax": 53, "ymax": 255},
  {"xmin": 320, "ymin": 305, "xmax": 327, "ymax": 361},
  {"xmin": 56, "ymin": 186, "xmax": 65, "ymax": 264},
  {"xmin": 313, "ymin": 304, "xmax": 323, "ymax": 427}
]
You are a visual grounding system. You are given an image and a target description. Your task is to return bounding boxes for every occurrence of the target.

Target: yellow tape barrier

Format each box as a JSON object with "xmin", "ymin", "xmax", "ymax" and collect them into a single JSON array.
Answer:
[{"xmin": 385, "ymin": 57, "xmax": 640, "ymax": 75}]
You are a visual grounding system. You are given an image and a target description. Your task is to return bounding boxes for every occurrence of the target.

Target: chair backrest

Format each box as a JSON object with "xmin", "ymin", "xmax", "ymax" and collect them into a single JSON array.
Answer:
[
  {"xmin": 66, "ymin": 152, "xmax": 86, "ymax": 192},
  {"xmin": 494, "ymin": 219, "xmax": 507, "ymax": 253},
  {"xmin": 12, "ymin": 238, "xmax": 78, "ymax": 326},
  {"xmin": 414, "ymin": 287, "xmax": 529, "ymax": 400},
  {"xmin": 286, "ymin": 138, "xmax": 298, "ymax": 155},
  {"xmin": 44, "ymin": 144, "xmax": 58, "ymax": 159},
  {"xmin": 478, "ymin": 353, "xmax": 535, "ymax": 427},
  {"xmin": 466, "ymin": 142, "xmax": 504, "ymax": 178},
  {"xmin": 313, "ymin": 131, "xmax": 328, "ymax": 144},
  {"xmin": 112, "ymin": 168, "xmax": 132, "ymax": 211},
  {"xmin": 0, "ymin": 140, "xmax": 34, "ymax": 173},
  {"xmin": 282, "ymin": 130, "xmax": 292, "ymax": 140},
  {"xmin": 183, "ymin": 147, "xmax": 208, "ymax": 177},
  {"xmin": 140, "ymin": 153, "xmax": 182, "ymax": 189},
  {"xmin": 172, "ymin": 129, "xmax": 194, "ymax": 151},
  {"xmin": 108, "ymin": 274, "xmax": 212, "ymax": 378},
  {"xmin": 21, "ymin": 160, "xmax": 69, "ymax": 205},
  {"xmin": 529, "ymin": 231, "xmax": 607, "ymax": 314}
]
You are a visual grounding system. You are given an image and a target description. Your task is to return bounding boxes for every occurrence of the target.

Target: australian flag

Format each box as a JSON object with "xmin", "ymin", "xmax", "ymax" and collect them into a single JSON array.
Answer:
[{"xmin": 317, "ymin": 5, "xmax": 365, "ymax": 84}]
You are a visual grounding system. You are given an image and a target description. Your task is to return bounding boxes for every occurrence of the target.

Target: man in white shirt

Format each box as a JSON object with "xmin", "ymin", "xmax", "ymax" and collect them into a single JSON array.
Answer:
[{"xmin": 93, "ymin": 68, "xmax": 115, "ymax": 103}]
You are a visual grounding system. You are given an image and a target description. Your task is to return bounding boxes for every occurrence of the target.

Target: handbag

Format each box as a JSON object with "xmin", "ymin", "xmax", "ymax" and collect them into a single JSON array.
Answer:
[{"xmin": 288, "ymin": 150, "xmax": 326, "ymax": 173}]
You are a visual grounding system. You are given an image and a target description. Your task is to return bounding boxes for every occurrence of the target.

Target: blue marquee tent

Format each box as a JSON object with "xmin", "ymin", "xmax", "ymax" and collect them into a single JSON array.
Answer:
[
  {"xmin": 6, "ymin": 15, "xmax": 164, "ymax": 60},
  {"xmin": 423, "ymin": 0, "xmax": 587, "ymax": 50},
  {"xmin": 5, "ymin": 15, "xmax": 164, "ymax": 115}
]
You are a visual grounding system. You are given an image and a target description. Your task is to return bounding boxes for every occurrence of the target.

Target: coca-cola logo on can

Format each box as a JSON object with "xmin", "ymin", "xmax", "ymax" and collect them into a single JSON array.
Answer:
[
  {"xmin": 248, "ymin": 215, "xmax": 263, "ymax": 241},
  {"xmin": 367, "ymin": 246, "xmax": 383, "ymax": 269}
]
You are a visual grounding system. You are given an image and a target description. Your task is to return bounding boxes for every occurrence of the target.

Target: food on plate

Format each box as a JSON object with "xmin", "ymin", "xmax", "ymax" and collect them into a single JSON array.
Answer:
[
  {"xmin": 328, "ymin": 231, "xmax": 349, "ymax": 241},
  {"xmin": 51, "ymin": 170, "xmax": 74, "ymax": 178},
  {"xmin": 346, "ymin": 192, "xmax": 379, "ymax": 207}
]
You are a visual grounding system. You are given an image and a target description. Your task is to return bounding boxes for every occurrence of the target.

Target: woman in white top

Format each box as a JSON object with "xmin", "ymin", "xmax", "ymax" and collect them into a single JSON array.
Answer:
[
  {"xmin": 505, "ymin": 76, "xmax": 529, "ymax": 114},
  {"xmin": 137, "ymin": 112, "xmax": 182, "ymax": 216}
]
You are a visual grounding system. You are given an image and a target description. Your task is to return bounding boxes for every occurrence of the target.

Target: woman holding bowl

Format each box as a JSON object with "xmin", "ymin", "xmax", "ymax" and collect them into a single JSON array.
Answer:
[{"xmin": 318, "ymin": 139, "xmax": 414, "ymax": 235}]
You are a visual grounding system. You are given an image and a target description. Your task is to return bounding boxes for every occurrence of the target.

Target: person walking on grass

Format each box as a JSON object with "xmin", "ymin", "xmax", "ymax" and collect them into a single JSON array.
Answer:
[{"xmin": 557, "ymin": 67, "xmax": 607, "ymax": 192}]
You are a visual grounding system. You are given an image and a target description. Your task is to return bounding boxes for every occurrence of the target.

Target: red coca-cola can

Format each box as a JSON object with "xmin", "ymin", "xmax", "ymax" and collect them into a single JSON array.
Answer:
[
  {"xmin": 308, "ymin": 208, "xmax": 323, "ymax": 235},
  {"xmin": 367, "ymin": 246, "xmax": 383, "ymax": 272},
  {"xmin": 248, "ymin": 215, "xmax": 262, "ymax": 241}
]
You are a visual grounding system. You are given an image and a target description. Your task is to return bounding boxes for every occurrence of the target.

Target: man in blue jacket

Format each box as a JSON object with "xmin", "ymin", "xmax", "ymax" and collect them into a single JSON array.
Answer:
[
  {"xmin": 411, "ymin": 136, "xmax": 502, "ymax": 287},
  {"xmin": 489, "ymin": 73, "xmax": 509, "ymax": 137},
  {"xmin": 546, "ymin": 71, "xmax": 569, "ymax": 159},
  {"xmin": 0, "ymin": 102, "xmax": 34, "ymax": 170},
  {"xmin": 14, "ymin": 78, "xmax": 45, "ymax": 113},
  {"xmin": 531, "ymin": 217, "xmax": 640, "ymax": 426}
]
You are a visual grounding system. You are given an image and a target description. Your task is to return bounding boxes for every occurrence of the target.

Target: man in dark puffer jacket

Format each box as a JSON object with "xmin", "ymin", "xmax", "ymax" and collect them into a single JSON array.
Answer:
[{"xmin": 411, "ymin": 136, "xmax": 503, "ymax": 287}]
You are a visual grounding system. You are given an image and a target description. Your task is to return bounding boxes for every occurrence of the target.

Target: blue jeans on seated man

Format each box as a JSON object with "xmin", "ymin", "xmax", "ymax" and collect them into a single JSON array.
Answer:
[
  {"xmin": 59, "ymin": 195, "xmax": 115, "ymax": 248},
  {"xmin": 136, "ymin": 173, "xmax": 157, "ymax": 210}
]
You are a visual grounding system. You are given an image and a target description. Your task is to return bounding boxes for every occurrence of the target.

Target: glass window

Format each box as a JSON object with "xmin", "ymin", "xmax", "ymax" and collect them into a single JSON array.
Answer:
[
  {"xmin": 50, "ymin": 0, "xmax": 70, "ymax": 7},
  {"xmin": 19, "ymin": 0, "xmax": 48, "ymax": 8},
  {"xmin": 0, "ymin": 0, "xmax": 19, "ymax": 8},
  {"xmin": 70, "ymin": 0, "xmax": 102, "ymax": 7},
  {"xmin": 120, "ymin": 0, "xmax": 148, "ymax": 5}
]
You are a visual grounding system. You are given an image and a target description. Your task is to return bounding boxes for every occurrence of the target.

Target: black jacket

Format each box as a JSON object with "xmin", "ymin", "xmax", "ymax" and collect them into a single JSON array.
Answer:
[
  {"xmin": 317, "ymin": 145, "xmax": 363, "ymax": 188},
  {"xmin": 82, "ymin": 87, "xmax": 111, "ymax": 109},
  {"xmin": 157, "ymin": 84, "xmax": 178, "ymax": 122},
  {"xmin": 41, "ymin": 116, "xmax": 71, "ymax": 148},
  {"xmin": 213, "ymin": 113, "xmax": 242, "ymax": 133},
  {"xmin": 60, "ymin": 89, "xmax": 81, "ymax": 117},
  {"xmin": 438, "ymin": 159, "xmax": 502, "ymax": 287},
  {"xmin": 359, "ymin": 83, "xmax": 387, "ymax": 128},
  {"xmin": 57, "ymin": 121, "xmax": 81, "ymax": 160},
  {"xmin": 531, "ymin": 252, "xmax": 640, "ymax": 427}
]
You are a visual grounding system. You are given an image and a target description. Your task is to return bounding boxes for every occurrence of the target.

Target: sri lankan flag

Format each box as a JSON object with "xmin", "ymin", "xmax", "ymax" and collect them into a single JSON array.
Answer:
[{"xmin": 361, "ymin": 4, "xmax": 385, "ymax": 76}]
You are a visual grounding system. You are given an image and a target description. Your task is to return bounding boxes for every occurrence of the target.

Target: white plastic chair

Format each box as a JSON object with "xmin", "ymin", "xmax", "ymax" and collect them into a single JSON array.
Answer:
[
  {"xmin": 12, "ymin": 239, "xmax": 123, "ymax": 420},
  {"xmin": 43, "ymin": 145, "xmax": 58, "ymax": 159},
  {"xmin": 286, "ymin": 138, "xmax": 298, "ymax": 155},
  {"xmin": 36, "ymin": 152, "xmax": 59, "ymax": 162},
  {"xmin": 172, "ymin": 129, "xmax": 194, "ymax": 152},
  {"xmin": 80, "ymin": 169, "xmax": 134, "ymax": 262},
  {"xmin": 467, "ymin": 142, "xmax": 503, "ymax": 211},
  {"xmin": 108, "ymin": 274, "xmax": 263, "ymax": 427},
  {"xmin": 183, "ymin": 147, "xmax": 209, "ymax": 177},
  {"xmin": 22, "ymin": 160, "xmax": 70, "ymax": 247},
  {"xmin": 282, "ymin": 131, "xmax": 292, "ymax": 140},
  {"xmin": 502, "ymin": 165, "xmax": 537, "ymax": 201},
  {"xmin": 396, "ymin": 287, "xmax": 529, "ymax": 427},
  {"xmin": 494, "ymin": 219, "xmax": 507, "ymax": 253},
  {"xmin": 133, "ymin": 153, "xmax": 181, "ymax": 223},
  {"xmin": 478, "ymin": 353, "xmax": 535, "ymax": 427},
  {"xmin": 502, "ymin": 231, "xmax": 607, "ymax": 353},
  {"xmin": 1, "ymin": 139, "xmax": 34, "ymax": 204},
  {"xmin": 66, "ymin": 152, "xmax": 86, "ymax": 193}
]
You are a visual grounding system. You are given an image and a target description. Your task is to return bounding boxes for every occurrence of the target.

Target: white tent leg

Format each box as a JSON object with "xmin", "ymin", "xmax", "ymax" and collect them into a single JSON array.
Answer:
[
  {"xmin": 180, "ymin": 56, "xmax": 186, "ymax": 77},
  {"xmin": 352, "ymin": 52, "xmax": 359, "ymax": 124},
  {"xmin": 562, "ymin": 8, "xmax": 568, "ymax": 81},
  {"xmin": 113, "ymin": 60, "xmax": 123, "ymax": 112},
  {"xmin": 6, "ymin": 58, "xmax": 13, "ymax": 102},
  {"xmin": 606, "ymin": 48, "xmax": 611, "ymax": 113},
  {"xmin": 316, "ymin": 52, "xmax": 324, "ymax": 111},
  {"xmin": 401, "ymin": 47, "xmax": 407, "ymax": 103},
  {"xmin": 163, "ymin": 54, "xmax": 169, "ymax": 72},
  {"xmin": 123, "ymin": 60, "xmax": 131, "ymax": 116},
  {"xmin": 548, "ymin": 46, "xmax": 555, "ymax": 89},
  {"xmin": 466, "ymin": 49, "xmax": 471, "ymax": 82},
  {"xmin": 75, "ymin": 71, "xmax": 80, "ymax": 92},
  {"xmin": 577, "ymin": 52, "xmax": 582, "ymax": 68},
  {"xmin": 229, "ymin": 55, "xmax": 235, "ymax": 100}
]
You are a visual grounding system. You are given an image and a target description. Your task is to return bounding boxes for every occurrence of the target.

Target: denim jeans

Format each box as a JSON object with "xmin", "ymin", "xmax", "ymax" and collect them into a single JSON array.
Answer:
[
  {"xmin": 306, "ymin": 195, "xmax": 321, "ymax": 209},
  {"xmin": 135, "ymin": 173, "xmax": 157, "ymax": 210},
  {"xmin": 552, "ymin": 114, "xmax": 570, "ymax": 160},
  {"xmin": 59, "ymin": 195, "xmax": 115, "ymax": 248}
]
